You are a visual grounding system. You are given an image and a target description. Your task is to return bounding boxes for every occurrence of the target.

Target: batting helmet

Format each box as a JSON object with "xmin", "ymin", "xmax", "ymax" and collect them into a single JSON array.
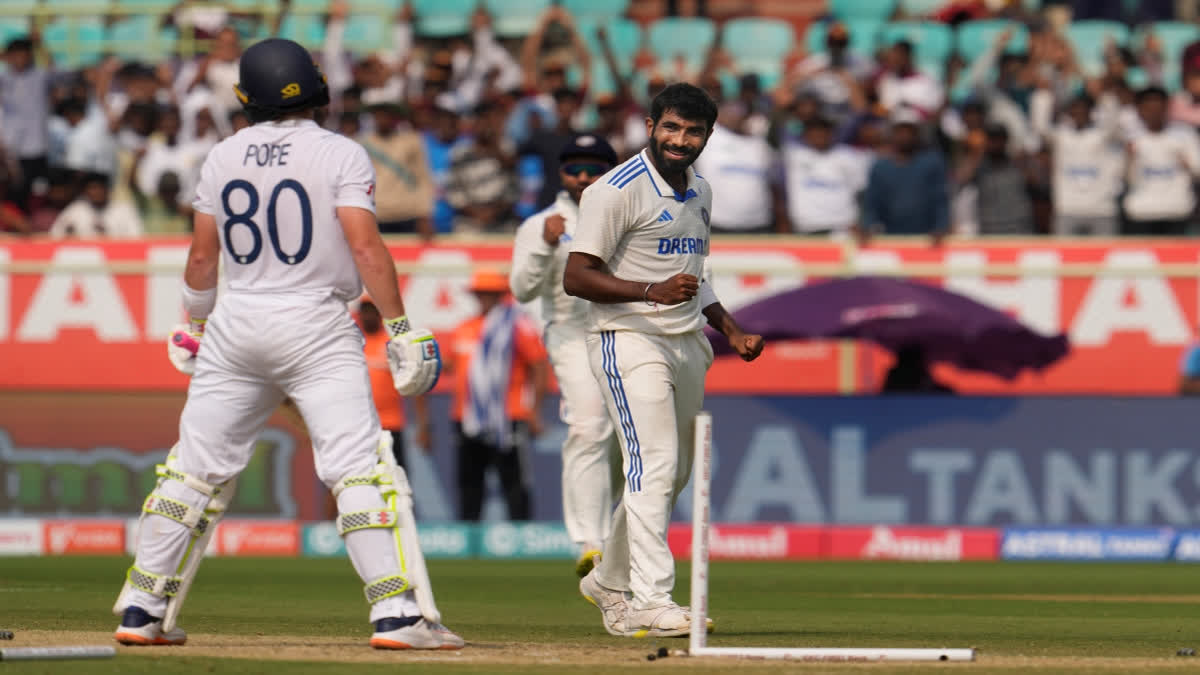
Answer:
[{"xmin": 233, "ymin": 38, "xmax": 330, "ymax": 123}]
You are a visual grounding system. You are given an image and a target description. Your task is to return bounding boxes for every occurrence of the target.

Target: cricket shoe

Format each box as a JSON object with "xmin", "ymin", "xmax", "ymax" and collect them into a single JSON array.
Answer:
[
  {"xmin": 624, "ymin": 603, "xmax": 713, "ymax": 638},
  {"xmin": 113, "ymin": 606, "xmax": 187, "ymax": 646},
  {"xmin": 369, "ymin": 616, "xmax": 465, "ymax": 650},
  {"xmin": 579, "ymin": 569, "xmax": 631, "ymax": 636},
  {"xmin": 575, "ymin": 548, "xmax": 602, "ymax": 579}
]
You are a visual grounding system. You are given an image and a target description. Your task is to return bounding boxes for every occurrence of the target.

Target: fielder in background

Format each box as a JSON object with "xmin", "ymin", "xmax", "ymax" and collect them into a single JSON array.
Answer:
[
  {"xmin": 564, "ymin": 83, "xmax": 765, "ymax": 638},
  {"xmin": 449, "ymin": 269, "xmax": 550, "ymax": 521},
  {"xmin": 113, "ymin": 38, "xmax": 463, "ymax": 651},
  {"xmin": 510, "ymin": 133, "xmax": 622, "ymax": 578}
]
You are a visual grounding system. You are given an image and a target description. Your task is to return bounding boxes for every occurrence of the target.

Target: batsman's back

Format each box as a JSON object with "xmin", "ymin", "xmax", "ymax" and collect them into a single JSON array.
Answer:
[{"xmin": 194, "ymin": 119, "xmax": 377, "ymax": 303}]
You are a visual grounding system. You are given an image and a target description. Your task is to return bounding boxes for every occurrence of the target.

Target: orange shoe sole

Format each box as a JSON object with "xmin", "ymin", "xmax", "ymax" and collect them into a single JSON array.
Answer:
[
  {"xmin": 114, "ymin": 631, "xmax": 186, "ymax": 646},
  {"xmin": 370, "ymin": 637, "xmax": 461, "ymax": 650}
]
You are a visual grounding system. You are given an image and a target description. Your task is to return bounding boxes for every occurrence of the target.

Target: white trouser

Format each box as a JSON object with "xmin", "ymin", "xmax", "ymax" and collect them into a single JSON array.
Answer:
[
  {"xmin": 545, "ymin": 324, "xmax": 621, "ymax": 554},
  {"xmin": 125, "ymin": 292, "xmax": 418, "ymax": 621},
  {"xmin": 587, "ymin": 328, "xmax": 712, "ymax": 611}
]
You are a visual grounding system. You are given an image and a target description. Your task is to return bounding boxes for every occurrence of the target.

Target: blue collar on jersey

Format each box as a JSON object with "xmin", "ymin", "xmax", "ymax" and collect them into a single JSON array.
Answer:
[{"xmin": 638, "ymin": 149, "xmax": 701, "ymax": 202}]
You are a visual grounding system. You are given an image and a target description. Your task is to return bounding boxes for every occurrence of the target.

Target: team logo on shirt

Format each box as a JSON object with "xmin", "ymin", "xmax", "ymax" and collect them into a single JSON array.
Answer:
[
  {"xmin": 656, "ymin": 237, "xmax": 707, "ymax": 255},
  {"xmin": 700, "ymin": 207, "xmax": 710, "ymax": 226}
]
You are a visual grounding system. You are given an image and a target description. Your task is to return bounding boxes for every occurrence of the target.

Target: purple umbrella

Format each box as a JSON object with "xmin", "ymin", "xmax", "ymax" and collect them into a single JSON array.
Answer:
[{"xmin": 707, "ymin": 277, "xmax": 1070, "ymax": 380}]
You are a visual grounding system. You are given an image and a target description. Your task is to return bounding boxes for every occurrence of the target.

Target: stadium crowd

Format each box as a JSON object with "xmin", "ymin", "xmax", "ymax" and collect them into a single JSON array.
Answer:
[{"xmin": 2, "ymin": 0, "xmax": 1200, "ymax": 240}]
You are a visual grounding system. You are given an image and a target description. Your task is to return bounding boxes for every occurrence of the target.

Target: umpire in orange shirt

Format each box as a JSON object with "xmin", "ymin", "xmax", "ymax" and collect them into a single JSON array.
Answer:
[{"xmin": 447, "ymin": 269, "xmax": 549, "ymax": 521}]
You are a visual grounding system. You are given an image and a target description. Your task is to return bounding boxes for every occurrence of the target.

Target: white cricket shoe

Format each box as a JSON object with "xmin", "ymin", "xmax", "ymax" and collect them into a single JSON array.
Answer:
[
  {"xmin": 113, "ymin": 606, "xmax": 187, "ymax": 646},
  {"xmin": 370, "ymin": 617, "xmax": 465, "ymax": 650},
  {"xmin": 624, "ymin": 603, "xmax": 713, "ymax": 638},
  {"xmin": 579, "ymin": 569, "xmax": 631, "ymax": 636}
]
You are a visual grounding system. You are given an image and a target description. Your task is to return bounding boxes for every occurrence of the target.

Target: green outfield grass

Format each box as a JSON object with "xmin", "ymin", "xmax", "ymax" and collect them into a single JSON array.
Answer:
[{"xmin": 4, "ymin": 556, "xmax": 1200, "ymax": 673}]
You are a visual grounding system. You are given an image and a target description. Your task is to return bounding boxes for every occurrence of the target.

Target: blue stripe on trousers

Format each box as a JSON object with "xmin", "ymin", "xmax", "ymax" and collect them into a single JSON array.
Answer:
[{"xmin": 601, "ymin": 330, "xmax": 642, "ymax": 492}]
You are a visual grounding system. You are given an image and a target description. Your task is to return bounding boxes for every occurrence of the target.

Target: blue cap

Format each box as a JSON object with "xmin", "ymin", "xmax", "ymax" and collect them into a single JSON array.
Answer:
[{"xmin": 558, "ymin": 134, "xmax": 618, "ymax": 164}]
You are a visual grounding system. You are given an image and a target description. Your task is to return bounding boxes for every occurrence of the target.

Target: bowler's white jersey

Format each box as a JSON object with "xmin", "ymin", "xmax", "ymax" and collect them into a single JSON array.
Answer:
[
  {"xmin": 193, "ymin": 119, "xmax": 376, "ymax": 303},
  {"xmin": 571, "ymin": 149, "xmax": 711, "ymax": 335},
  {"xmin": 509, "ymin": 191, "xmax": 588, "ymax": 329}
]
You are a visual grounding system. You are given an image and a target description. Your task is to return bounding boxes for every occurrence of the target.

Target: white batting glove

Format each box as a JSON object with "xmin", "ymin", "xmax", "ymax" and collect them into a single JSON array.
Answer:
[
  {"xmin": 166, "ymin": 319, "xmax": 205, "ymax": 376},
  {"xmin": 384, "ymin": 316, "xmax": 442, "ymax": 396}
]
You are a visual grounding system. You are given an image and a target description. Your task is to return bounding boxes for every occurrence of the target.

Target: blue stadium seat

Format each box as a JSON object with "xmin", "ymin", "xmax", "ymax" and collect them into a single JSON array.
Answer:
[
  {"xmin": 342, "ymin": 14, "xmax": 392, "ymax": 55},
  {"xmin": 829, "ymin": 0, "xmax": 895, "ymax": 21},
  {"xmin": 648, "ymin": 17, "xmax": 716, "ymax": 74},
  {"xmin": 956, "ymin": 19, "xmax": 1030, "ymax": 61},
  {"xmin": 562, "ymin": 0, "xmax": 630, "ymax": 23},
  {"xmin": 44, "ymin": 18, "xmax": 105, "ymax": 69},
  {"xmin": 805, "ymin": 19, "xmax": 882, "ymax": 59},
  {"xmin": 723, "ymin": 18, "xmax": 794, "ymax": 92},
  {"xmin": 879, "ymin": 21, "xmax": 953, "ymax": 67},
  {"xmin": 1066, "ymin": 20, "xmax": 1129, "ymax": 76},
  {"xmin": 108, "ymin": 15, "xmax": 178, "ymax": 61},
  {"xmin": 898, "ymin": 0, "xmax": 945, "ymax": 17},
  {"xmin": 277, "ymin": 14, "xmax": 325, "ymax": 49},
  {"xmin": 348, "ymin": 0, "xmax": 402, "ymax": 11},
  {"xmin": 413, "ymin": 0, "xmax": 474, "ymax": 37},
  {"xmin": 576, "ymin": 17, "xmax": 642, "ymax": 76},
  {"xmin": 486, "ymin": 0, "xmax": 553, "ymax": 39},
  {"xmin": 0, "ymin": 18, "xmax": 30, "ymax": 47}
]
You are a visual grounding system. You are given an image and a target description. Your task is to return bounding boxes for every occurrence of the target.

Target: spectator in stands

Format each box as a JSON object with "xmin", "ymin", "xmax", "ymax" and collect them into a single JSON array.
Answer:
[
  {"xmin": 1050, "ymin": 93, "xmax": 1124, "ymax": 236},
  {"xmin": 1170, "ymin": 65, "xmax": 1200, "ymax": 128},
  {"xmin": 62, "ymin": 97, "xmax": 120, "ymax": 179},
  {"xmin": 512, "ymin": 5, "xmax": 591, "ymax": 147},
  {"xmin": 694, "ymin": 99, "xmax": 782, "ymax": 234},
  {"xmin": 134, "ymin": 105, "xmax": 200, "ymax": 205},
  {"xmin": 0, "ymin": 169, "xmax": 30, "ymax": 233},
  {"xmin": 360, "ymin": 102, "xmax": 435, "ymax": 238},
  {"xmin": 134, "ymin": 170, "xmax": 191, "ymax": 235},
  {"xmin": 49, "ymin": 172, "xmax": 143, "ymax": 239},
  {"xmin": 447, "ymin": 101, "xmax": 518, "ymax": 232},
  {"xmin": 792, "ymin": 22, "xmax": 872, "ymax": 124},
  {"xmin": 955, "ymin": 125, "xmax": 1036, "ymax": 235},
  {"xmin": 877, "ymin": 40, "xmax": 945, "ymax": 120},
  {"xmin": 780, "ymin": 116, "xmax": 868, "ymax": 237},
  {"xmin": 521, "ymin": 88, "xmax": 584, "ymax": 212},
  {"xmin": 862, "ymin": 111, "xmax": 950, "ymax": 242},
  {"xmin": 175, "ymin": 26, "xmax": 242, "ymax": 130},
  {"xmin": 338, "ymin": 110, "xmax": 361, "ymax": 138},
  {"xmin": 955, "ymin": 28, "xmax": 1039, "ymax": 155},
  {"xmin": 421, "ymin": 102, "xmax": 465, "ymax": 235},
  {"xmin": 1, "ymin": 37, "xmax": 53, "ymax": 211},
  {"xmin": 29, "ymin": 169, "xmax": 74, "ymax": 233},
  {"xmin": 593, "ymin": 94, "xmax": 647, "ymax": 162},
  {"xmin": 1123, "ymin": 86, "xmax": 1200, "ymax": 236}
]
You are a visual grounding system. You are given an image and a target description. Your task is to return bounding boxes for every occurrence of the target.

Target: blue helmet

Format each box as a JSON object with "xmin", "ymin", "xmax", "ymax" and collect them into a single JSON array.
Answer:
[{"xmin": 234, "ymin": 38, "xmax": 330, "ymax": 123}]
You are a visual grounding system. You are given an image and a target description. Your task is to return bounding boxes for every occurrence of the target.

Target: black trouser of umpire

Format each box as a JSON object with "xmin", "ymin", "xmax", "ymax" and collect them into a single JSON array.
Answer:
[{"xmin": 455, "ymin": 421, "xmax": 532, "ymax": 521}]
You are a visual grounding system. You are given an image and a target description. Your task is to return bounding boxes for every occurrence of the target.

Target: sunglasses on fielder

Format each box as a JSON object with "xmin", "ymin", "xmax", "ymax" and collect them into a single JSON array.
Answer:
[{"xmin": 561, "ymin": 162, "xmax": 611, "ymax": 177}]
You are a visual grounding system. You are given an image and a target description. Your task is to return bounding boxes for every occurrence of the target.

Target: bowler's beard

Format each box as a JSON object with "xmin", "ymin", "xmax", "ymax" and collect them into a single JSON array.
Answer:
[{"xmin": 649, "ymin": 135, "xmax": 701, "ymax": 174}]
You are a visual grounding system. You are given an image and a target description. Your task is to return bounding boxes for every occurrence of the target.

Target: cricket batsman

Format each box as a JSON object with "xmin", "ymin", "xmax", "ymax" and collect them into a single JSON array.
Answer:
[
  {"xmin": 509, "ymin": 134, "xmax": 622, "ymax": 577},
  {"xmin": 112, "ymin": 38, "xmax": 463, "ymax": 650},
  {"xmin": 564, "ymin": 83, "xmax": 764, "ymax": 637}
]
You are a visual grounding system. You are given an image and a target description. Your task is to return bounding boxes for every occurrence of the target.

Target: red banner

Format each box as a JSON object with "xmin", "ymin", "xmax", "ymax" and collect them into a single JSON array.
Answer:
[
  {"xmin": 666, "ymin": 524, "xmax": 1001, "ymax": 561},
  {"xmin": 43, "ymin": 520, "xmax": 125, "ymax": 555},
  {"xmin": 1, "ymin": 237, "xmax": 1196, "ymax": 393}
]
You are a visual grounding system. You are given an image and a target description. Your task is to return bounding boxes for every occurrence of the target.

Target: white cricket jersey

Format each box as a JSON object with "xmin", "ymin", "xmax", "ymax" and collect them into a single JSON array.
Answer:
[
  {"xmin": 571, "ymin": 148, "xmax": 711, "ymax": 336},
  {"xmin": 1051, "ymin": 123, "xmax": 1123, "ymax": 218},
  {"xmin": 692, "ymin": 124, "xmax": 777, "ymax": 229},
  {"xmin": 782, "ymin": 142, "xmax": 870, "ymax": 233},
  {"xmin": 192, "ymin": 119, "xmax": 376, "ymax": 303},
  {"xmin": 509, "ymin": 190, "xmax": 588, "ymax": 331},
  {"xmin": 1123, "ymin": 123, "xmax": 1200, "ymax": 221}
]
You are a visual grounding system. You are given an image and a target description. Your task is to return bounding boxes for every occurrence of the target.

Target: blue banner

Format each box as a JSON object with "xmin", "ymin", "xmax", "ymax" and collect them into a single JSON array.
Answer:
[
  {"xmin": 1001, "ymin": 528, "xmax": 1176, "ymax": 561},
  {"xmin": 390, "ymin": 395, "xmax": 1200, "ymax": 528}
]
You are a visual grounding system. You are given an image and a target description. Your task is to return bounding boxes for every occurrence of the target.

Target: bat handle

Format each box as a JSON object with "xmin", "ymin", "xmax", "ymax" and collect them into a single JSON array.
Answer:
[{"xmin": 172, "ymin": 331, "xmax": 200, "ymax": 355}]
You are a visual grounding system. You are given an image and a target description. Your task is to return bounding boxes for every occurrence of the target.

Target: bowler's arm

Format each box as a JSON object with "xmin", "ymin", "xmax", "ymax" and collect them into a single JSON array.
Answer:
[{"xmin": 563, "ymin": 252, "xmax": 655, "ymax": 303}]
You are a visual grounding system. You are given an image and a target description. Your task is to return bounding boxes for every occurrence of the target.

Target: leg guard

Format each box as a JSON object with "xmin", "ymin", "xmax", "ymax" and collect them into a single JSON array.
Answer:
[
  {"xmin": 113, "ymin": 447, "xmax": 236, "ymax": 632},
  {"xmin": 333, "ymin": 431, "xmax": 440, "ymax": 624}
]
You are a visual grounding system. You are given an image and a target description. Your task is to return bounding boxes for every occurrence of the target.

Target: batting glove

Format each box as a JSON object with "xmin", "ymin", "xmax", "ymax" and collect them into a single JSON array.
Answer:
[
  {"xmin": 166, "ymin": 319, "xmax": 205, "ymax": 376},
  {"xmin": 384, "ymin": 316, "xmax": 442, "ymax": 396}
]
